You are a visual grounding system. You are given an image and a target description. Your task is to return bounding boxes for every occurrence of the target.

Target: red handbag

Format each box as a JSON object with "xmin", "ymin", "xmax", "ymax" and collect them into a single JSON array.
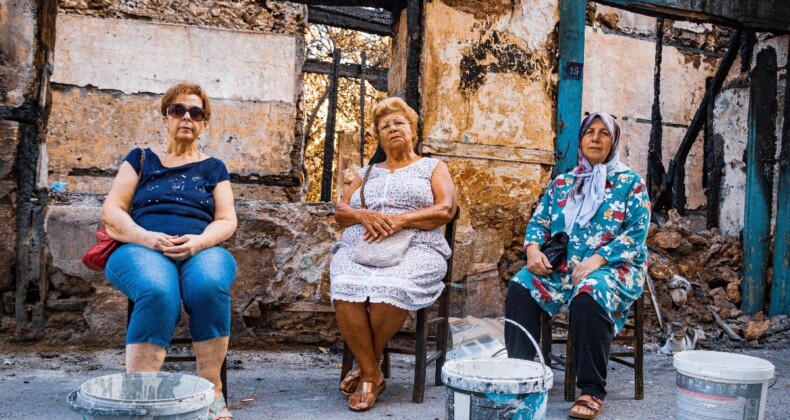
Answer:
[
  {"xmin": 81, "ymin": 226, "xmax": 122, "ymax": 271},
  {"xmin": 81, "ymin": 149, "xmax": 145, "ymax": 271}
]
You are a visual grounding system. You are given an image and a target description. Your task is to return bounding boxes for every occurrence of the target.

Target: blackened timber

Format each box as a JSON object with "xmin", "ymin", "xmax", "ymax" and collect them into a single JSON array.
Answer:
[
  {"xmin": 595, "ymin": 0, "xmax": 790, "ymax": 33},
  {"xmin": 742, "ymin": 47, "xmax": 778, "ymax": 315},
  {"xmin": 0, "ymin": 104, "xmax": 38, "ymax": 123},
  {"xmin": 405, "ymin": 0, "xmax": 422, "ymax": 152},
  {"xmin": 703, "ymin": 77, "xmax": 724, "ymax": 229},
  {"xmin": 320, "ymin": 49, "xmax": 341, "ymax": 202},
  {"xmin": 359, "ymin": 51, "xmax": 367, "ymax": 167},
  {"xmin": 303, "ymin": 59, "xmax": 388, "ymax": 92},
  {"xmin": 68, "ymin": 168, "xmax": 301, "ymax": 186},
  {"xmin": 647, "ymin": 18, "xmax": 665, "ymax": 202},
  {"xmin": 287, "ymin": 0, "xmax": 400, "ymax": 9},
  {"xmin": 654, "ymin": 30, "xmax": 742, "ymax": 212},
  {"xmin": 308, "ymin": 5, "xmax": 392, "ymax": 36}
]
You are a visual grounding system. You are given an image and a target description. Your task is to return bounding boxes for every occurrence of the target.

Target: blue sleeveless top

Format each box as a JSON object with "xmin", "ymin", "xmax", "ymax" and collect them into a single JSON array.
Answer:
[{"xmin": 123, "ymin": 147, "xmax": 230, "ymax": 237}]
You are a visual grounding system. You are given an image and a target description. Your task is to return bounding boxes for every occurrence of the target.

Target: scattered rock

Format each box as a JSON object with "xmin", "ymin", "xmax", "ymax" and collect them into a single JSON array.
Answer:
[
  {"xmin": 651, "ymin": 231, "xmax": 684, "ymax": 249},
  {"xmin": 744, "ymin": 320, "xmax": 772, "ymax": 341}
]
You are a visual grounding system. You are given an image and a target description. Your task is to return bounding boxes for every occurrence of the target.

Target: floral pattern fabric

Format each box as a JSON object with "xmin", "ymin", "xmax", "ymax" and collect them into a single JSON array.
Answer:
[
  {"xmin": 330, "ymin": 158, "xmax": 451, "ymax": 311},
  {"xmin": 511, "ymin": 169, "xmax": 650, "ymax": 334}
]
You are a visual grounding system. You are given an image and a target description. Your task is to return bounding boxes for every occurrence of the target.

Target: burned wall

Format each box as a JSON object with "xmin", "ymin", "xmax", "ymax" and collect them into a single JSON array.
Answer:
[
  {"xmin": 584, "ymin": 4, "xmax": 724, "ymax": 211},
  {"xmin": 417, "ymin": 0, "xmax": 557, "ymax": 303}
]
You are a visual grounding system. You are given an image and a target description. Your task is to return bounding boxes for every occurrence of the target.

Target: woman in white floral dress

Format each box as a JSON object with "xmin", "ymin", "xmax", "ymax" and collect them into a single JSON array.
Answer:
[{"xmin": 331, "ymin": 97, "xmax": 457, "ymax": 412}]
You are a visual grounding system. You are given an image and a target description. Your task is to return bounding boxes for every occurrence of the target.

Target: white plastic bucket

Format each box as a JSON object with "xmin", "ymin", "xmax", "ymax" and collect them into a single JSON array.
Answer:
[
  {"xmin": 67, "ymin": 372, "xmax": 215, "ymax": 419},
  {"xmin": 673, "ymin": 350, "xmax": 775, "ymax": 420},
  {"xmin": 442, "ymin": 319, "xmax": 553, "ymax": 420}
]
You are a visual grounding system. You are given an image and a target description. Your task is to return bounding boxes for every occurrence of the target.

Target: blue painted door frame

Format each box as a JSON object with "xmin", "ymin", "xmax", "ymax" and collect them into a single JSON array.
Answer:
[{"xmin": 554, "ymin": 0, "xmax": 587, "ymax": 176}]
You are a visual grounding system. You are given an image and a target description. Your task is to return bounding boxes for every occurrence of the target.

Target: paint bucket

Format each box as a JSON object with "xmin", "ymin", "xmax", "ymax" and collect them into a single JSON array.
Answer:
[
  {"xmin": 67, "ymin": 372, "xmax": 214, "ymax": 419},
  {"xmin": 673, "ymin": 350, "xmax": 775, "ymax": 420},
  {"xmin": 442, "ymin": 319, "xmax": 553, "ymax": 420}
]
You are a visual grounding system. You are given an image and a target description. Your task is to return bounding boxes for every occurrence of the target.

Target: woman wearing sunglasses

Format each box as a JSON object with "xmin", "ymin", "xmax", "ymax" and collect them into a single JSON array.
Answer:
[{"xmin": 101, "ymin": 82, "xmax": 237, "ymax": 419}]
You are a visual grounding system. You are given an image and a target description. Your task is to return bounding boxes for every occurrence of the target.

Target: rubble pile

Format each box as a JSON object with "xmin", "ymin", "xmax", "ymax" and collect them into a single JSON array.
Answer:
[{"xmin": 645, "ymin": 210, "xmax": 790, "ymax": 348}]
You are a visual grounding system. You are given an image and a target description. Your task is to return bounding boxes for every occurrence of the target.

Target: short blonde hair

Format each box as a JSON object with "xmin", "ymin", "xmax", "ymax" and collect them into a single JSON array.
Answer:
[
  {"xmin": 370, "ymin": 97, "xmax": 419, "ymax": 142},
  {"xmin": 160, "ymin": 82, "xmax": 211, "ymax": 121}
]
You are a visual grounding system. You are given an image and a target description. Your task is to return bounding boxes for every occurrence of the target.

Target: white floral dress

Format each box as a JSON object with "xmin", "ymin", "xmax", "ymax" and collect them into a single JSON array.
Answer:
[{"xmin": 330, "ymin": 158, "xmax": 452, "ymax": 311}]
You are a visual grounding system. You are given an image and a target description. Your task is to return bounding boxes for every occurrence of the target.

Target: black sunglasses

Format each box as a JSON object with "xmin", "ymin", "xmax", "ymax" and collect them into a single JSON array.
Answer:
[{"xmin": 166, "ymin": 103, "xmax": 207, "ymax": 122}]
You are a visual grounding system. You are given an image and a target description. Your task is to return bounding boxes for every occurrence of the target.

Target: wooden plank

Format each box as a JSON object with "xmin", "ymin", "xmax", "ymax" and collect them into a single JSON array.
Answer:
[
  {"xmin": 595, "ymin": 0, "xmax": 790, "ymax": 33},
  {"xmin": 769, "ymin": 41, "xmax": 790, "ymax": 316},
  {"xmin": 320, "ymin": 49, "xmax": 341, "ymax": 202},
  {"xmin": 302, "ymin": 59, "xmax": 388, "ymax": 92},
  {"xmin": 308, "ymin": 5, "xmax": 392, "ymax": 36},
  {"xmin": 554, "ymin": 0, "xmax": 587, "ymax": 175},
  {"xmin": 420, "ymin": 142, "xmax": 555, "ymax": 165},
  {"xmin": 742, "ymin": 47, "xmax": 778, "ymax": 315}
]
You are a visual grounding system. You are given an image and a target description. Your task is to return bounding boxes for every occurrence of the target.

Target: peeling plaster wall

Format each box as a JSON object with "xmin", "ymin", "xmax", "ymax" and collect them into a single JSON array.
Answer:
[
  {"xmin": 419, "ymin": 0, "xmax": 557, "ymax": 291},
  {"xmin": 0, "ymin": 0, "xmax": 38, "ymax": 107}
]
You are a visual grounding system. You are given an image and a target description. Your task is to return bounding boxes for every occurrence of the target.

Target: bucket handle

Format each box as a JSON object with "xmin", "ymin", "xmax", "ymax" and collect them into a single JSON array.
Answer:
[
  {"xmin": 67, "ymin": 390, "xmax": 149, "ymax": 416},
  {"xmin": 504, "ymin": 318, "xmax": 551, "ymax": 388}
]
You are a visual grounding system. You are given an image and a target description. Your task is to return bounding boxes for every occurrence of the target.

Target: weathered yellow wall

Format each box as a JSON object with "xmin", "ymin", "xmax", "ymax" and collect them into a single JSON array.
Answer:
[{"xmin": 418, "ymin": 0, "xmax": 558, "ymax": 297}]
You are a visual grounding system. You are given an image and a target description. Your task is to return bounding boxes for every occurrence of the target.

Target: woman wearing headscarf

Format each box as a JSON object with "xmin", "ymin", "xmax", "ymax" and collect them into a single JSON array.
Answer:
[{"xmin": 504, "ymin": 112, "xmax": 650, "ymax": 419}]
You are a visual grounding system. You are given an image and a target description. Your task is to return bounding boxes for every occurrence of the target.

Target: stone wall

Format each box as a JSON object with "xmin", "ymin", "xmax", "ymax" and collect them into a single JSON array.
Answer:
[{"xmin": 41, "ymin": 196, "xmax": 341, "ymax": 347}]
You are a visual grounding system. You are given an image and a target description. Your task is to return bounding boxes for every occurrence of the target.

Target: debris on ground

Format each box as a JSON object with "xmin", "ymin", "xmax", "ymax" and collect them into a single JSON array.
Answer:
[{"xmin": 645, "ymin": 210, "xmax": 790, "ymax": 349}]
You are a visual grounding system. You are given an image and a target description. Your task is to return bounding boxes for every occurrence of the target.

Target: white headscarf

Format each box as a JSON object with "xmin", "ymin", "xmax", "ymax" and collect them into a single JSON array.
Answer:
[{"xmin": 562, "ymin": 112, "xmax": 630, "ymax": 235}]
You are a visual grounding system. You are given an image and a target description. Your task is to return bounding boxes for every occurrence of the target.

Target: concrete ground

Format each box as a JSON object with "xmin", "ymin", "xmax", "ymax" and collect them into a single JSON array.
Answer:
[{"xmin": 0, "ymin": 343, "xmax": 788, "ymax": 419}]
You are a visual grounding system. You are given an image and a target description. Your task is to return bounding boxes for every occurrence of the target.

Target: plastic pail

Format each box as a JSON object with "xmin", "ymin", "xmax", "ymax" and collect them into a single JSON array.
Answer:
[
  {"xmin": 673, "ymin": 350, "xmax": 775, "ymax": 420},
  {"xmin": 442, "ymin": 319, "xmax": 553, "ymax": 420},
  {"xmin": 67, "ymin": 372, "xmax": 214, "ymax": 420}
]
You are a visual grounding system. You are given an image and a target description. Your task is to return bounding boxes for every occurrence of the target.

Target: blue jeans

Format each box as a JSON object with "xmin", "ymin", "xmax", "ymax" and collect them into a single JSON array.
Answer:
[{"xmin": 105, "ymin": 244, "xmax": 237, "ymax": 348}]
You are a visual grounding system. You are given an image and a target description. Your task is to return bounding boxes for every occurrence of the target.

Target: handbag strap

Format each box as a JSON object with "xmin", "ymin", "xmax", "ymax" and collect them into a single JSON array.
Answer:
[
  {"xmin": 138, "ymin": 148, "xmax": 145, "ymax": 178},
  {"xmin": 359, "ymin": 163, "xmax": 374, "ymax": 209}
]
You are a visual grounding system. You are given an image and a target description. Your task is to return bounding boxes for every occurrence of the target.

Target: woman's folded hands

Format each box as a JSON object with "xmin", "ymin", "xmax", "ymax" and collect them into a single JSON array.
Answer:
[{"xmin": 357, "ymin": 210, "xmax": 401, "ymax": 243}]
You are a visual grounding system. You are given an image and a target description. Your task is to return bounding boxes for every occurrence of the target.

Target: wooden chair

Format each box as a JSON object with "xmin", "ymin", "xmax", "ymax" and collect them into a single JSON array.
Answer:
[
  {"xmin": 341, "ymin": 205, "xmax": 460, "ymax": 403},
  {"xmin": 540, "ymin": 293, "xmax": 645, "ymax": 401},
  {"xmin": 127, "ymin": 299, "xmax": 228, "ymax": 401}
]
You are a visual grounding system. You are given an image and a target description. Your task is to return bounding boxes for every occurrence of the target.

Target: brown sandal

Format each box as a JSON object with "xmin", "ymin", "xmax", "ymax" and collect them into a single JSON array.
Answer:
[
  {"xmin": 339, "ymin": 367, "xmax": 361, "ymax": 396},
  {"xmin": 569, "ymin": 395, "xmax": 604, "ymax": 419},
  {"xmin": 348, "ymin": 380, "xmax": 386, "ymax": 412}
]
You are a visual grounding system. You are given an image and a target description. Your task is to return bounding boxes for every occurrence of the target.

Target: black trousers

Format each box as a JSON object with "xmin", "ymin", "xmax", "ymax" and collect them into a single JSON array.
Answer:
[{"xmin": 504, "ymin": 281, "xmax": 614, "ymax": 400}]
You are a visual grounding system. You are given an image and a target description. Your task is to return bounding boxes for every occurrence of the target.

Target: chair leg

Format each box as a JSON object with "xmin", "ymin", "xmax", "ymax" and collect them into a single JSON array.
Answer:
[
  {"xmin": 382, "ymin": 350, "xmax": 391, "ymax": 378},
  {"xmin": 341, "ymin": 342, "xmax": 354, "ymax": 381},
  {"xmin": 565, "ymin": 323, "xmax": 576, "ymax": 402},
  {"xmin": 540, "ymin": 312, "xmax": 552, "ymax": 367},
  {"xmin": 221, "ymin": 357, "xmax": 228, "ymax": 401},
  {"xmin": 412, "ymin": 308, "xmax": 427, "ymax": 403},
  {"xmin": 635, "ymin": 295, "xmax": 645, "ymax": 400},
  {"xmin": 434, "ymin": 317, "xmax": 448, "ymax": 386}
]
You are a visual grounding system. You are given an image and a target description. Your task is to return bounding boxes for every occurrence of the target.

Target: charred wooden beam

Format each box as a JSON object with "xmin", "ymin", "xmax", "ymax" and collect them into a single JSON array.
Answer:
[
  {"xmin": 0, "ymin": 104, "xmax": 38, "ymax": 124},
  {"xmin": 303, "ymin": 58, "xmax": 388, "ymax": 92},
  {"xmin": 742, "ymin": 47, "xmax": 778, "ymax": 315},
  {"xmin": 595, "ymin": 0, "xmax": 790, "ymax": 33},
  {"xmin": 653, "ymin": 30, "xmax": 742, "ymax": 212},
  {"xmin": 320, "ymin": 49, "xmax": 341, "ymax": 202},
  {"xmin": 307, "ymin": 5, "xmax": 392, "ymax": 36},
  {"xmin": 287, "ymin": 0, "xmax": 401, "ymax": 9},
  {"xmin": 703, "ymin": 77, "xmax": 724, "ymax": 229},
  {"xmin": 646, "ymin": 18, "xmax": 665, "ymax": 202}
]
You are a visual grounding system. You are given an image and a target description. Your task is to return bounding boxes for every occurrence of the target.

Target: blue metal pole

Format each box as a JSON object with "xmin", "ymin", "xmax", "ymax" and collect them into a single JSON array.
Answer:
[
  {"xmin": 742, "ymin": 47, "xmax": 777, "ymax": 315},
  {"xmin": 770, "ymin": 43, "xmax": 790, "ymax": 316},
  {"xmin": 554, "ymin": 0, "xmax": 587, "ymax": 176}
]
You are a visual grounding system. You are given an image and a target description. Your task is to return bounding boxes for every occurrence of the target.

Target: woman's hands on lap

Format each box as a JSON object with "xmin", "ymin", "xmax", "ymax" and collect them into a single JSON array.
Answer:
[
  {"xmin": 572, "ymin": 254, "xmax": 607, "ymax": 285},
  {"xmin": 526, "ymin": 246, "xmax": 553, "ymax": 277},
  {"xmin": 358, "ymin": 210, "xmax": 398, "ymax": 243},
  {"xmin": 142, "ymin": 231, "xmax": 178, "ymax": 252},
  {"xmin": 162, "ymin": 234, "xmax": 206, "ymax": 260}
]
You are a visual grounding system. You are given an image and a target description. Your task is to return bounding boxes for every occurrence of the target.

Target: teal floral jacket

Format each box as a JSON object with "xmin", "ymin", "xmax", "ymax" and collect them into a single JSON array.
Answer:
[{"xmin": 511, "ymin": 169, "xmax": 651, "ymax": 334}]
